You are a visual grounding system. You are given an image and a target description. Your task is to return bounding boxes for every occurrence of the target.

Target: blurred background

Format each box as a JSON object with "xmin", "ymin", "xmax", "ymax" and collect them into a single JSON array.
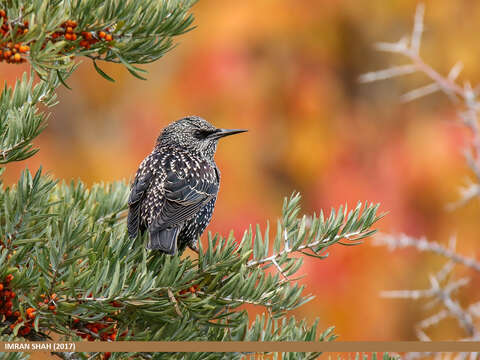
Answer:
[{"xmin": 2, "ymin": 0, "xmax": 480, "ymax": 341}]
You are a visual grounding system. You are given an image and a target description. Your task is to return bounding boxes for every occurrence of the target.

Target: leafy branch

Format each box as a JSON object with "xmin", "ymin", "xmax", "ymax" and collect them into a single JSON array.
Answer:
[
  {"xmin": 1, "ymin": 0, "xmax": 197, "ymax": 79},
  {"xmin": 0, "ymin": 71, "xmax": 62, "ymax": 164}
]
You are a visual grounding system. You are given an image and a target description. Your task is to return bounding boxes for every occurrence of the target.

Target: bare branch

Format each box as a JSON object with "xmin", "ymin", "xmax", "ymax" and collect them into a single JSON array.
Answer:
[
  {"xmin": 374, "ymin": 37, "xmax": 409, "ymax": 53},
  {"xmin": 374, "ymin": 233, "xmax": 480, "ymax": 272},
  {"xmin": 361, "ymin": 3, "xmax": 480, "ymax": 207},
  {"xmin": 411, "ymin": 3, "xmax": 425, "ymax": 54},
  {"xmin": 359, "ymin": 65, "xmax": 417, "ymax": 83},
  {"xmin": 401, "ymin": 83, "xmax": 441, "ymax": 102},
  {"xmin": 417, "ymin": 309, "xmax": 449, "ymax": 331}
]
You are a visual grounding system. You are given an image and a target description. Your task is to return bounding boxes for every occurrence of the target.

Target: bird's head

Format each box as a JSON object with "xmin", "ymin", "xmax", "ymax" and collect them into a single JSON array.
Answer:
[{"xmin": 156, "ymin": 116, "xmax": 247, "ymax": 159}]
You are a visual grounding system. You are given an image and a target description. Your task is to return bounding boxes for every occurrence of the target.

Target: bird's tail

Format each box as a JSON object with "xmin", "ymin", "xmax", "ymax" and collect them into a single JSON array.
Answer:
[{"xmin": 148, "ymin": 227, "xmax": 179, "ymax": 255}]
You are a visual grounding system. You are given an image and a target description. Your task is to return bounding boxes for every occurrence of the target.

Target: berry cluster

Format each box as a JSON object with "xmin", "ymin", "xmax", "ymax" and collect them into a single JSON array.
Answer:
[
  {"xmin": 72, "ymin": 315, "xmax": 119, "ymax": 341},
  {"xmin": 79, "ymin": 28, "xmax": 113, "ymax": 49},
  {"xmin": 0, "ymin": 9, "xmax": 29, "ymax": 36},
  {"xmin": 0, "ymin": 9, "xmax": 29, "ymax": 64},
  {"xmin": 0, "ymin": 275, "xmax": 35, "ymax": 337},
  {"xmin": 37, "ymin": 293, "xmax": 58, "ymax": 314},
  {"xmin": 179, "ymin": 284, "xmax": 199, "ymax": 295},
  {"xmin": 51, "ymin": 20, "xmax": 114, "ymax": 50},
  {"xmin": 0, "ymin": 8, "xmax": 116, "ymax": 64},
  {"xmin": 0, "ymin": 274, "xmax": 16, "ymax": 318}
]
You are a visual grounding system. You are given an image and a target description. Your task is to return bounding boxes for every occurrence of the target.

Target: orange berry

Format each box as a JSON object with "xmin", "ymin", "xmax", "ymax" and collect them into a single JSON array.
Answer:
[
  {"xmin": 6, "ymin": 310, "xmax": 12, "ymax": 316},
  {"xmin": 5, "ymin": 274, "xmax": 13, "ymax": 282},
  {"xmin": 0, "ymin": 10, "xmax": 5, "ymax": 17},
  {"xmin": 65, "ymin": 33, "xmax": 72, "ymax": 40},
  {"xmin": 13, "ymin": 311, "xmax": 20, "ymax": 317},
  {"xmin": 105, "ymin": 34, "xmax": 112, "ymax": 42},
  {"xmin": 0, "ymin": 284, "xmax": 3, "ymax": 291},
  {"xmin": 13, "ymin": 53, "xmax": 21, "ymax": 62},
  {"xmin": 98, "ymin": 31, "xmax": 106, "ymax": 39},
  {"xmin": 71, "ymin": 34, "xmax": 77, "ymax": 41},
  {"xmin": 40, "ymin": 294, "xmax": 45, "ymax": 298},
  {"xmin": 23, "ymin": 28, "xmax": 28, "ymax": 34},
  {"xmin": 48, "ymin": 305, "xmax": 56, "ymax": 310},
  {"xmin": 51, "ymin": 293, "xmax": 57, "ymax": 300},
  {"xmin": 28, "ymin": 312, "xmax": 35, "ymax": 319},
  {"xmin": 66, "ymin": 26, "xmax": 73, "ymax": 33},
  {"xmin": 10, "ymin": 291, "xmax": 15, "ymax": 298},
  {"xmin": 26, "ymin": 307, "xmax": 35, "ymax": 314},
  {"xmin": 13, "ymin": 43, "xmax": 19, "ymax": 49}
]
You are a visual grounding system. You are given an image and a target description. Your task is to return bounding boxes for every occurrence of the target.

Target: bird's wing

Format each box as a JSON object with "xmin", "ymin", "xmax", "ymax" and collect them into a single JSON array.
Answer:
[
  {"xmin": 151, "ymin": 161, "xmax": 219, "ymax": 231},
  {"xmin": 127, "ymin": 156, "xmax": 154, "ymax": 239}
]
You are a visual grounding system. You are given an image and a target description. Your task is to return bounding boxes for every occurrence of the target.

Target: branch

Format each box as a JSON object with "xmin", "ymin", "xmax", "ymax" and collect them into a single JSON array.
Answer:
[
  {"xmin": 247, "ymin": 230, "xmax": 362, "ymax": 269},
  {"xmin": 374, "ymin": 233, "xmax": 480, "ymax": 272},
  {"xmin": 361, "ymin": 3, "xmax": 480, "ymax": 208},
  {"xmin": 382, "ymin": 276, "xmax": 479, "ymax": 339}
]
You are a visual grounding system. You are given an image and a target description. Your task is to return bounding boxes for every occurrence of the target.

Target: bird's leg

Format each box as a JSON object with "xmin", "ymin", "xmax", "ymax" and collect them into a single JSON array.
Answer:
[{"xmin": 188, "ymin": 243, "xmax": 199, "ymax": 254}]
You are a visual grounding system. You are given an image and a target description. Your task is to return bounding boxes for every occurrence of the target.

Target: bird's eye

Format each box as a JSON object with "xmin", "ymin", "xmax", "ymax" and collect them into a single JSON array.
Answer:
[{"xmin": 194, "ymin": 129, "xmax": 213, "ymax": 139}]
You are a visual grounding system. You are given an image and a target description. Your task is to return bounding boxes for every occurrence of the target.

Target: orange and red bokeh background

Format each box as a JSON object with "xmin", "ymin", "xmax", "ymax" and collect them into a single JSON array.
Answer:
[{"xmin": 2, "ymin": 0, "xmax": 480, "ymax": 341}]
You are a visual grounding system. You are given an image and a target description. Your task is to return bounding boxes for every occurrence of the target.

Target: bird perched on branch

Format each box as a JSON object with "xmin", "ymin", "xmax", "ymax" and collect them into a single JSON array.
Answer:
[{"xmin": 127, "ymin": 116, "xmax": 247, "ymax": 255}]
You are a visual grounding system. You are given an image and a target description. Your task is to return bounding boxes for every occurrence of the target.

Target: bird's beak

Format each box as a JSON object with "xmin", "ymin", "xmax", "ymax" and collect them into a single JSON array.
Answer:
[{"xmin": 211, "ymin": 128, "xmax": 248, "ymax": 139}]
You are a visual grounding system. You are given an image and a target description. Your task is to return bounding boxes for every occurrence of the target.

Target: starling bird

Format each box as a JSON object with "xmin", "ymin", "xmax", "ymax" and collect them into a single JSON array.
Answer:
[{"xmin": 127, "ymin": 116, "xmax": 247, "ymax": 255}]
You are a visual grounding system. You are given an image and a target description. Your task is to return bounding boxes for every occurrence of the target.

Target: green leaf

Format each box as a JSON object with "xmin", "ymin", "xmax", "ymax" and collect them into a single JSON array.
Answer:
[{"xmin": 93, "ymin": 60, "xmax": 115, "ymax": 82}]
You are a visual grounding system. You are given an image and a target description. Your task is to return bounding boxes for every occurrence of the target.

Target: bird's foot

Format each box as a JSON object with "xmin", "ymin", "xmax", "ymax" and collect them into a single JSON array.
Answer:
[{"xmin": 188, "ymin": 243, "xmax": 199, "ymax": 254}]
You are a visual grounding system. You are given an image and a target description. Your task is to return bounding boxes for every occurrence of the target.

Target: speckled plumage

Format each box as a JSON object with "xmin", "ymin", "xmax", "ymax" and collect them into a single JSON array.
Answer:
[{"xmin": 127, "ymin": 116, "xmax": 246, "ymax": 255}]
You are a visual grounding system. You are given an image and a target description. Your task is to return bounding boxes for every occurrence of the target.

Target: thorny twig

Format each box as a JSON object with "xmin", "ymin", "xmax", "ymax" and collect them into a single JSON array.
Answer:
[
  {"xmin": 374, "ymin": 234, "xmax": 480, "ymax": 272},
  {"xmin": 382, "ymin": 275, "xmax": 479, "ymax": 339},
  {"xmin": 363, "ymin": 3, "xmax": 480, "ymax": 350},
  {"xmin": 361, "ymin": 3, "xmax": 480, "ymax": 208}
]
